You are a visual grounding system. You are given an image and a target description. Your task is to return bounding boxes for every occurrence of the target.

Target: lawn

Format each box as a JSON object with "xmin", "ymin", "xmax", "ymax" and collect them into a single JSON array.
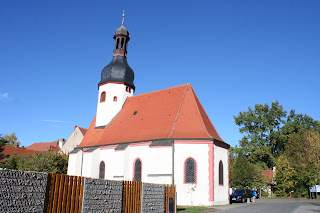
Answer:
[{"xmin": 177, "ymin": 206, "xmax": 217, "ymax": 212}]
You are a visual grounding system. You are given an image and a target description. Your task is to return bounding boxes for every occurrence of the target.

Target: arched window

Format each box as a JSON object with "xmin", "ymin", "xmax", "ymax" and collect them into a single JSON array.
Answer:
[
  {"xmin": 113, "ymin": 96, "xmax": 117, "ymax": 102},
  {"xmin": 184, "ymin": 158, "xmax": 196, "ymax": 183},
  {"xmin": 219, "ymin": 161, "xmax": 223, "ymax": 185},
  {"xmin": 100, "ymin": 92, "xmax": 106, "ymax": 103},
  {"xmin": 116, "ymin": 38, "xmax": 119, "ymax": 49},
  {"xmin": 120, "ymin": 38, "xmax": 124, "ymax": 49},
  {"xmin": 134, "ymin": 158, "xmax": 142, "ymax": 181},
  {"xmin": 99, "ymin": 161, "xmax": 105, "ymax": 179}
]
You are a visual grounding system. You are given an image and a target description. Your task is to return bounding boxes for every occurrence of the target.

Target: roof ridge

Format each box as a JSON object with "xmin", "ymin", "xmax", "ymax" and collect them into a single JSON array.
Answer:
[
  {"xmin": 190, "ymin": 87, "xmax": 212, "ymax": 138},
  {"xmin": 128, "ymin": 84, "xmax": 190, "ymax": 99},
  {"xmin": 167, "ymin": 84, "xmax": 188, "ymax": 138}
]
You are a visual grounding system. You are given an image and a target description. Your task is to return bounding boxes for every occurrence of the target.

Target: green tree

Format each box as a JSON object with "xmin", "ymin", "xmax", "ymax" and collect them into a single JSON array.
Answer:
[
  {"xmin": 274, "ymin": 154, "xmax": 296, "ymax": 196},
  {"xmin": 230, "ymin": 152, "xmax": 266, "ymax": 188},
  {"xmin": 0, "ymin": 134, "xmax": 9, "ymax": 161},
  {"xmin": 3, "ymin": 132, "xmax": 21, "ymax": 147},
  {"xmin": 2, "ymin": 151, "xmax": 68, "ymax": 174},
  {"xmin": 234, "ymin": 101, "xmax": 287, "ymax": 168}
]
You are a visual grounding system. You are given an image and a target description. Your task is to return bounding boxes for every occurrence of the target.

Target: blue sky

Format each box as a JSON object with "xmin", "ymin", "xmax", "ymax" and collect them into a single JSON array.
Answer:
[{"xmin": 0, "ymin": 0, "xmax": 319, "ymax": 148}]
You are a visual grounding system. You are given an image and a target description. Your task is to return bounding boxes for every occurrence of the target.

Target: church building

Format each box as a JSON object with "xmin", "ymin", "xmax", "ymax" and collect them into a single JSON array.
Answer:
[{"xmin": 67, "ymin": 14, "xmax": 230, "ymax": 206}]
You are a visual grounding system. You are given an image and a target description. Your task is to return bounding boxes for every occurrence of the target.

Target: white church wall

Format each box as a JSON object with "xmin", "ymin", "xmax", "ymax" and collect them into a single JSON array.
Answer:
[
  {"xmin": 90, "ymin": 148, "xmax": 100, "ymax": 179},
  {"xmin": 67, "ymin": 153, "xmax": 77, "ymax": 176},
  {"xmin": 96, "ymin": 83, "xmax": 133, "ymax": 127},
  {"xmin": 145, "ymin": 146, "xmax": 172, "ymax": 184},
  {"xmin": 82, "ymin": 152, "xmax": 93, "ymax": 178},
  {"xmin": 99, "ymin": 145, "xmax": 125, "ymax": 180},
  {"xmin": 214, "ymin": 145, "xmax": 229, "ymax": 205},
  {"xmin": 174, "ymin": 141, "xmax": 211, "ymax": 206},
  {"xmin": 67, "ymin": 150, "xmax": 83, "ymax": 176}
]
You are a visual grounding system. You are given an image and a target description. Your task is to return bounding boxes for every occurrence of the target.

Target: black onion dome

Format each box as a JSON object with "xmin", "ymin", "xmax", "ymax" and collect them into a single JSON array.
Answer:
[
  {"xmin": 115, "ymin": 25, "xmax": 129, "ymax": 36},
  {"xmin": 99, "ymin": 56, "xmax": 135, "ymax": 89}
]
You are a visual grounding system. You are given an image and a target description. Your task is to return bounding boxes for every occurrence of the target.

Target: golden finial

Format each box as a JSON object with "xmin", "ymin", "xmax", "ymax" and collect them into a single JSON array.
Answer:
[{"xmin": 122, "ymin": 10, "xmax": 125, "ymax": 26}]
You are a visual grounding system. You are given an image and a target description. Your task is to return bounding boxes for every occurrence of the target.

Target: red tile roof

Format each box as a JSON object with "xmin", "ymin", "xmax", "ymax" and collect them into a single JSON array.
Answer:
[
  {"xmin": 79, "ymin": 84, "xmax": 226, "ymax": 148},
  {"xmin": 262, "ymin": 170, "xmax": 273, "ymax": 185},
  {"xmin": 78, "ymin": 127, "xmax": 87, "ymax": 136},
  {"xmin": 26, "ymin": 142, "xmax": 60, "ymax": 151},
  {"xmin": 1, "ymin": 146, "xmax": 36, "ymax": 162}
]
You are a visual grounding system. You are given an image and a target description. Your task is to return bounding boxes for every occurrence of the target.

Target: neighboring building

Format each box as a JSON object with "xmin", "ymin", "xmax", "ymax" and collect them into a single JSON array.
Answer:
[
  {"xmin": 61, "ymin": 126, "xmax": 87, "ymax": 154},
  {"xmin": 67, "ymin": 14, "xmax": 230, "ymax": 206},
  {"xmin": 262, "ymin": 169, "xmax": 275, "ymax": 196},
  {"xmin": 0, "ymin": 146, "xmax": 36, "ymax": 162},
  {"xmin": 26, "ymin": 141, "xmax": 61, "ymax": 152}
]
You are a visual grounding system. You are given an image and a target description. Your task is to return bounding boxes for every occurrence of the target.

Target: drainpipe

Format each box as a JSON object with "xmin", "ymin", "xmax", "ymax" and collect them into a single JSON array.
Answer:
[{"xmin": 80, "ymin": 148, "xmax": 84, "ymax": 176}]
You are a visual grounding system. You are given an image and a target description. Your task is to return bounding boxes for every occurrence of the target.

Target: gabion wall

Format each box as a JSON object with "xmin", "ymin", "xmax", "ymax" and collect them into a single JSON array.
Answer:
[
  {"xmin": 141, "ymin": 183, "xmax": 165, "ymax": 213},
  {"xmin": 82, "ymin": 178, "xmax": 123, "ymax": 213},
  {"xmin": 0, "ymin": 169, "xmax": 48, "ymax": 213}
]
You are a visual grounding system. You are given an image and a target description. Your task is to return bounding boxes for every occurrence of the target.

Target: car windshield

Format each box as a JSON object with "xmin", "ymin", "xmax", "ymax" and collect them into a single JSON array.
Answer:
[{"xmin": 233, "ymin": 190, "xmax": 244, "ymax": 195}]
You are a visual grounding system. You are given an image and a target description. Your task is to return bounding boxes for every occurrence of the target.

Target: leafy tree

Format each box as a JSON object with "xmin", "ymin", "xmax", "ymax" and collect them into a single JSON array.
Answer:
[
  {"xmin": 234, "ymin": 101, "xmax": 287, "ymax": 168},
  {"xmin": 230, "ymin": 152, "xmax": 266, "ymax": 188},
  {"xmin": 2, "ymin": 151, "xmax": 68, "ymax": 174},
  {"xmin": 3, "ymin": 132, "xmax": 21, "ymax": 147},
  {"xmin": 0, "ymin": 134, "xmax": 9, "ymax": 161},
  {"xmin": 274, "ymin": 154, "xmax": 296, "ymax": 196}
]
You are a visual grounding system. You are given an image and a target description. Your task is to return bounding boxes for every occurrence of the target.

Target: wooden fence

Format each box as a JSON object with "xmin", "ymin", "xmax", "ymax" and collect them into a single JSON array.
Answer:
[
  {"xmin": 43, "ymin": 173, "xmax": 175, "ymax": 213},
  {"xmin": 122, "ymin": 181, "xmax": 142, "ymax": 213},
  {"xmin": 165, "ymin": 185, "xmax": 176, "ymax": 213},
  {"xmin": 44, "ymin": 173, "xmax": 84, "ymax": 213}
]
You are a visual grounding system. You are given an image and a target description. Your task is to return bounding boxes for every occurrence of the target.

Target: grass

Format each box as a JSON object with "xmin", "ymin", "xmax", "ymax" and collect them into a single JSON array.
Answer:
[{"xmin": 177, "ymin": 206, "xmax": 217, "ymax": 212}]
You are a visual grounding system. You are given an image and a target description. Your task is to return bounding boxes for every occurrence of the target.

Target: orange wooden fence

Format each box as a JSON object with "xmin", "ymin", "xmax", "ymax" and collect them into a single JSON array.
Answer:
[
  {"xmin": 44, "ymin": 173, "xmax": 84, "ymax": 213},
  {"xmin": 165, "ymin": 185, "xmax": 176, "ymax": 213},
  {"xmin": 122, "ymin": 180, "xmax": 142, "ymax": 213}
]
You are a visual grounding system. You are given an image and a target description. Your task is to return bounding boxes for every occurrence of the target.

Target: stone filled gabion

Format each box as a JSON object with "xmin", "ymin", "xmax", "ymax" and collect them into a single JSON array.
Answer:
[
  {"xmin": 0, "ymin": 168, "xmax": 48, "ymax": 213},
  {"xmin": 141, "ymin": 183, "xmax": 165, "ymax": 213},
  {"xmin": 82, "ymin": 178, "xmax": 123, "ymax": 213}
]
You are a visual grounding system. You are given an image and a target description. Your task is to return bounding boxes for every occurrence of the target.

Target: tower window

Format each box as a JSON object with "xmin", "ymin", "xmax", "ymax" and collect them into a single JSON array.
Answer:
[
  {"xmin": 219, "ymin": 161, "xmax": 223, "ymax": 185},
  {"xmin": 100, "ymin": 92, "xmax": 106, "ymax": 103},
  {"xmin": 134, "ymin": 158, "xmax": 142, "ymax": 181},
  {"xmin": 184, "ymin": 157, "xmax": 196, "ymax": 184},
  {"xmin": 99, "ymin": 161, "xmax": 105, "ymax": 179},
  {"xmin": 120, "ymin": 38, "xmax": 124, "ymax": 49},
  {"xmin": 116, "ymin": 38, "xmax": 120, "ymax": 49},
  {"xmin": 113, "ymin": 96, "xmax": 117, "ymax": 102}
]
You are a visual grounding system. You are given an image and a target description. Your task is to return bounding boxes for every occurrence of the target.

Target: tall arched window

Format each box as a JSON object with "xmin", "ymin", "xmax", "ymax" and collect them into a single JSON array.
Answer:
[
  {"xmin": 184, "ymin": 158, "xmax": 196, "ymax": 183},
  {"xmin": 99, "ymin": 161, "xmax": 105, "ymax": 179},
  {"xmin": 134, "ymin": 158, "xmax": 142, "ymax": 181},
  {"xmin": 219, "ymin": 161, "xmax": 223, "ymax": 185},
  {"xmin": 113, "ymin": 96, "xmax": 117, "ymax": 102},
  {"xmin": 100, "ymin": 92, "xmax": 106, "ymax": 103}
]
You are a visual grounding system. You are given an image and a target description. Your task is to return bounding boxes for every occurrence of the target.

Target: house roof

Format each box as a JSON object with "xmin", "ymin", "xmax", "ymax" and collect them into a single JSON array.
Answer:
[
  {"xmin": 26, "ymin": 142, "xmax": 60, "ymax": 152},
  {"xmin": 79, "ymin": 84, "xmax": 226, "ymax": 148},
  {"xmin": 262, "ymin": 170, "xmax": 273, "ymax": 185},
  {"xmin": 77, "ymin": 127, "xmax": 87, "ymax": 136},
  {"xmin": 0, "ymin": 146, "xmax": 36, "ymax": 162}
]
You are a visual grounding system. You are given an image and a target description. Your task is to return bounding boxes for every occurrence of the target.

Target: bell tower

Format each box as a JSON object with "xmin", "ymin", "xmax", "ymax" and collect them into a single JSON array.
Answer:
[{"xmin": 95, "ymin": 11, "xmax": 135, "ymax": 128}]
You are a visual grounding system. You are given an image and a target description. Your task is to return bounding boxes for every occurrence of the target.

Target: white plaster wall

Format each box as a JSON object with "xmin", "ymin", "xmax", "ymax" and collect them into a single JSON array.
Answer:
[
  {"xmin": 174, "ymin": 142, "xmax": 210, "ymax": 206},
  {"xmin": 90, "ymin": 148, "xmax": 100, "ymax": 179},
  {"xmin": 67, "ymin": 150, "xmax": 83, "ymax": 176},
  {"xmin": 214, "ymin": 145, "xmax": 229, "ymax": 205},
  {"xmin": 82, "ymin": 152, "xmax": 92, "ymax": 178},
  {"xmin": 100, "ymin": 147, "xmax": 125, "ymax": 180},
  {"xmin": 96, "ymin": 83, "xmax": 134, "ymax": 127},
  {"xmin": 61, "ymin": 127, "xmax": 84, "ymax": 154},
  {"xmin": 67, "ymin": 153, "xmax": 77, "ymax": 175}
]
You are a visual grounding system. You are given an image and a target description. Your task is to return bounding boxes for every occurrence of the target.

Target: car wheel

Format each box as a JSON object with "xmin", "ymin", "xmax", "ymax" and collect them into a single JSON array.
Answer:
[{"xmin": 242, "ymin": 198, "xmax": 245, "ymax": 203}]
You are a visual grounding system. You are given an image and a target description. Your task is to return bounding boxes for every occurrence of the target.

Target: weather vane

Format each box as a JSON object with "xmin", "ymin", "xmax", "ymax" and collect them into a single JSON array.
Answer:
[{"xmin": 122, "ymin": 10, "xmax": 125, "ymax": 25}]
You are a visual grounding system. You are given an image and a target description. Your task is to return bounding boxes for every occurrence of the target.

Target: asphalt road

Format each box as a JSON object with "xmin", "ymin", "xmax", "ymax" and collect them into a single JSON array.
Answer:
[{"xmin": 212, "ymin": 198, "xmax": 320, "ymax": 213}]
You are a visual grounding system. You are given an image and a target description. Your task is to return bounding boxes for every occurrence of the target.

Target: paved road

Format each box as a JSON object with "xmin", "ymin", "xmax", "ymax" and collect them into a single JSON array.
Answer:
[{"xmin": 212, "ymin": 198, "xmax": 320, "ymax": 213}]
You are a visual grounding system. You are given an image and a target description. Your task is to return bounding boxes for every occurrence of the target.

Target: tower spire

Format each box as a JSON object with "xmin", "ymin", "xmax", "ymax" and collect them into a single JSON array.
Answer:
[{"xmin": 122, "ymin": 10, "xmax": 125, "ymax": 26}]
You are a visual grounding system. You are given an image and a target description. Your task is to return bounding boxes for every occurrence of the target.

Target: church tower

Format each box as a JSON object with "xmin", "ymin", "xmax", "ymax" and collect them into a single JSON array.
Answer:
[{"xmin": 95, "ymin": 12, "xmax": 135, "ymax": 128}]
